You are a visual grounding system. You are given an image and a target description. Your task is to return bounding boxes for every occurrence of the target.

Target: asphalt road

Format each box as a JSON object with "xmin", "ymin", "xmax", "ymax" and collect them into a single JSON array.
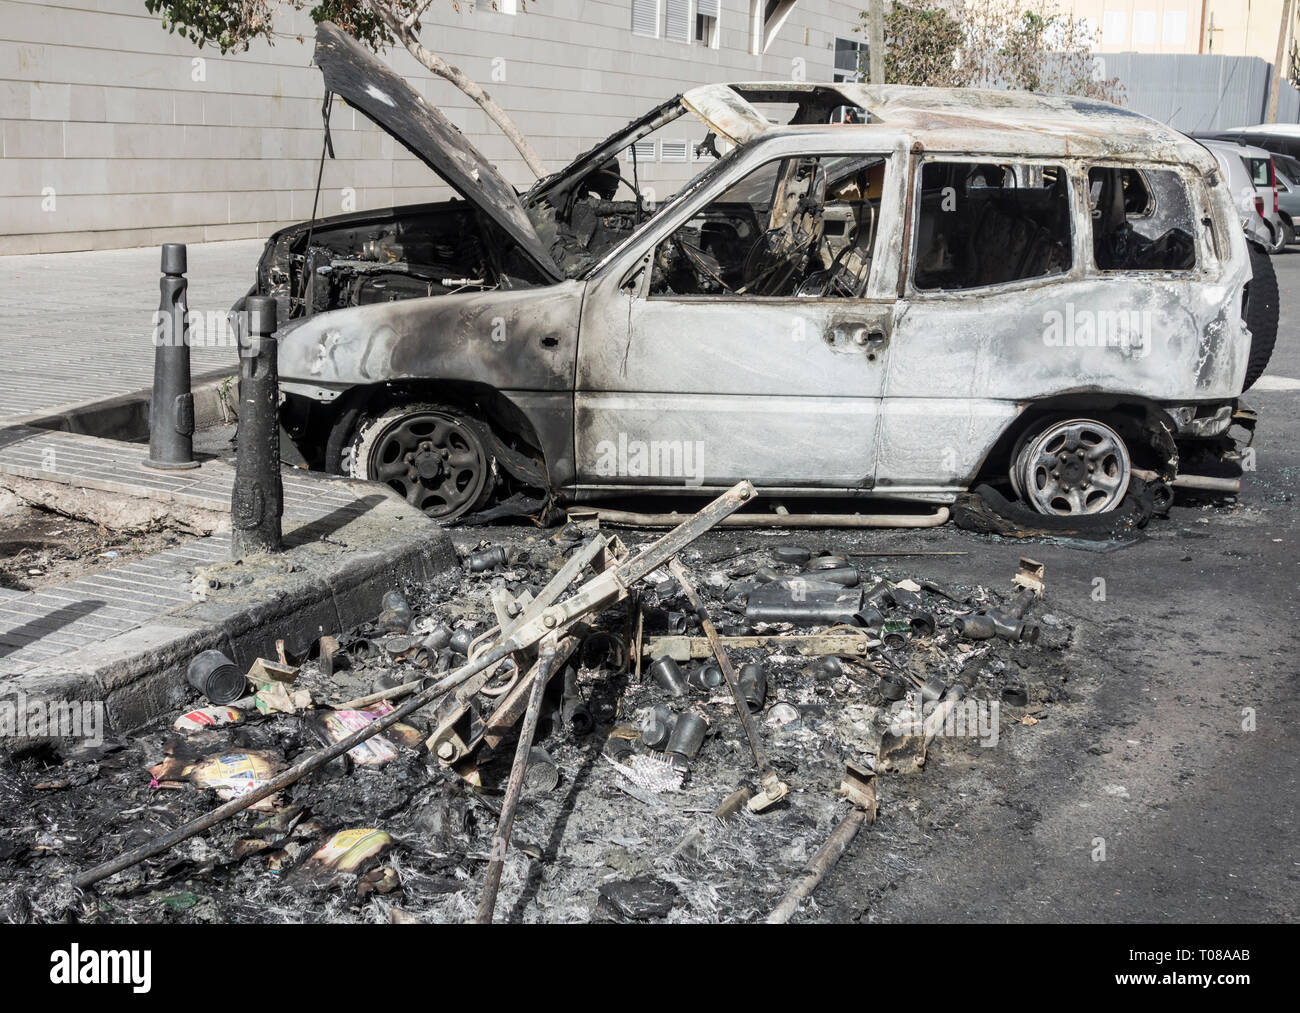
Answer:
[{"xmin": 812, "ymin": 250, "xmax": 1300, "ymax": 923}]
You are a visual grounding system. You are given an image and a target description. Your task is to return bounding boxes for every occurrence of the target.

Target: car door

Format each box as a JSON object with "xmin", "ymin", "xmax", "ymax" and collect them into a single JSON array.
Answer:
[{"xmin": 573, "ymin": 146, "xmax": 903, "ymax": 491}]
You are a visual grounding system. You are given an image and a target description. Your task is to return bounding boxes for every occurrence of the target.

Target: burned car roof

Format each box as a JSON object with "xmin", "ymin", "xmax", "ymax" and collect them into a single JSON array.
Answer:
[{"xmin": 683, "ymin": 82, "xmax": 1220, "ymax": 170}]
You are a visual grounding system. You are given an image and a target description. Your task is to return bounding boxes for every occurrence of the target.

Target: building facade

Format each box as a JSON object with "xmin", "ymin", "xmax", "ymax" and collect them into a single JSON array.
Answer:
[
  {"xmin": 1061, "ymin": 0, "xmax": 1300, "ymax": 62},
  {"xmin": 0, "ymin": 1, "xmax": 867, "ymax": 255}
]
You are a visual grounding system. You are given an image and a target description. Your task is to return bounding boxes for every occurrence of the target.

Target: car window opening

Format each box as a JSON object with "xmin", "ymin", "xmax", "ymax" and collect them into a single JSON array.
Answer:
[
  {"xmin": 649, "ymin": 153, "xmax": 889, "ymax": 298},
  {"xmin": 1089, "ymin": 166, "xmax": 1197, "ymax": 271},
  {"xmin": 914, "ymin": 161, "xmax": 1072, "ymax": 291}
]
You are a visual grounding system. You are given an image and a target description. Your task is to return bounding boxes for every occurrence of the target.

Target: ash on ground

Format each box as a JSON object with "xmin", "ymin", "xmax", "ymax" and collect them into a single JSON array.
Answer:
[{"xmin": 0, "ymin": 527, "xmax": 1084, "ymax": 924}]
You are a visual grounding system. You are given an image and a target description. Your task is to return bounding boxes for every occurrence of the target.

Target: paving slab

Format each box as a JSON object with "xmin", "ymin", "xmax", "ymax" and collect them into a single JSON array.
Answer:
[{"xmin": 0, "ymin": 239, "xmax": 259, "ymax": 421}]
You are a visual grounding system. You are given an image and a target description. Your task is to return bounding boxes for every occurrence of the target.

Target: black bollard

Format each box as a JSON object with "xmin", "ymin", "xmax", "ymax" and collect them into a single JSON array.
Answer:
[
  {"xmin": 145, "ymin": 243, "xmax": 199, "ymax": 470},
  {"xmin": 230, "ymin": 295, "xmax": 282, "ymax": 557}
]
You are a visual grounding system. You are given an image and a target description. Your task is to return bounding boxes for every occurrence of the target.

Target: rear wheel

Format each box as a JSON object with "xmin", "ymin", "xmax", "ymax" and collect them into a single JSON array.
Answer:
[
  {"xmin": 1242, "ymin": 242, "xmax": 1280, "ymax": 391},
  {"xmin": 1269, "ymin": 220, "xmax": 1288, "ymax": 254},
  {"xmin": 1010, "ymin": 417, "xmax": 1132, "ymax": 516},
  {"xmin": 345, "ymin": 403, "xmax": 494, "ymax": 520}
]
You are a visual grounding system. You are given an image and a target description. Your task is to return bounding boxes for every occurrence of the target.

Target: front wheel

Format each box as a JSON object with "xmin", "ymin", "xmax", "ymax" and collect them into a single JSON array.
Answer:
[
  {"xmin": 1009, "ymin": 417, "xmax": 1132, "ymax": 516},
  {"xmin": 344, "ymin": 403, "xmax": 495, "ymax": 520}
]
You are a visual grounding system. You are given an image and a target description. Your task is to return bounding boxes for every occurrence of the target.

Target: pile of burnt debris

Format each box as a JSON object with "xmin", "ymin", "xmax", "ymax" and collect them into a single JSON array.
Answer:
[{"xmin": 0, "ymin": 484, "xmax": 1079, "ymax": 924}]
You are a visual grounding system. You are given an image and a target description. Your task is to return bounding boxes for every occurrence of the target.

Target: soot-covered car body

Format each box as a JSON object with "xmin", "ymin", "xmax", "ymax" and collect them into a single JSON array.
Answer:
[{"xmin": 242, "ymin": 21, "xmax": 1272, "ymax": 522}]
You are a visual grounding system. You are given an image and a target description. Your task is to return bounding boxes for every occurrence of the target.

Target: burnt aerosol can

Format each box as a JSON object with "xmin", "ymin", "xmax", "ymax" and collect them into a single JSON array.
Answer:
[
  {"xmin": 738, "ymin": 662, "xmax": 767, "ymax": 712},
  {"xmin": 665, "ymin": 711, "xmax": 708, "ymax": 769},
  {"xmin": 649, "ymin": 656, "xmax": 689, "ymax": 697}
]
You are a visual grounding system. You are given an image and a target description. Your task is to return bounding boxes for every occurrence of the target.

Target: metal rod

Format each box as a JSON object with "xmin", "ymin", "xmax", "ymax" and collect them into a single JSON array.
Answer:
[
  {"xmin": 477, "ymin": 635, "xmax": 561, "ymax": 924},
  {"xmin": 766, "ymin": 807, "xmax": 869, "ymax": 924},
  {"xmin": 668, "ymin": 558, "xmax": 772, "ymax": 778},
  {"xmin": 594, "ymin": 506, "xmax": 948, "ymax": 529}
]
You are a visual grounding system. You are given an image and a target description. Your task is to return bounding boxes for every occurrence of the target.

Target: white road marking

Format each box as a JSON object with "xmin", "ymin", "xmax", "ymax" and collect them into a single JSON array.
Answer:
[{"xmin": 1251, "ymin": 375, "xmax": 1300, "ymax": 391}]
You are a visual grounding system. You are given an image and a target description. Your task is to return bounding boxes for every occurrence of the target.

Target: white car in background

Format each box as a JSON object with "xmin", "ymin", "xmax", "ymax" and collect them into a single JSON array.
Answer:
[{"xmin": 1199, "ymin": 138, "xmax": 1285, "ymax": 252}]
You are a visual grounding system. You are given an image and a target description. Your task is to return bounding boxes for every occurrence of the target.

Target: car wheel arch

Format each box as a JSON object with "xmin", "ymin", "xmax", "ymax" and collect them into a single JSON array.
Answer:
[
  {"xmin": 973, "ymin": 396, "xmax": 1178, "ymax": 489},
  {"xmin": 323, "ymin": 380, "xmax": 552, "ymax": 488}
]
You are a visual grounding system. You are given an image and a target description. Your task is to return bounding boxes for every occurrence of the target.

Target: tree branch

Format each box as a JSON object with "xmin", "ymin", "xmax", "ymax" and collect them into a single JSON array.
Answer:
[{"xmin": 368, "ymin": 0, "xmax": 547, "ymax": 178}]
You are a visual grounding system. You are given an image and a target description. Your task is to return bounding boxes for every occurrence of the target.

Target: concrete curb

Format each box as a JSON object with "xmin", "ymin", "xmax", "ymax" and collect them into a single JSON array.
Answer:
[
  {"xmin": 12, "ymin": 368, "xmax": 236, "ymax": 442},
  {"xmin": 4, "ymin": 519, "xmax": 457, "ymax": 745}
]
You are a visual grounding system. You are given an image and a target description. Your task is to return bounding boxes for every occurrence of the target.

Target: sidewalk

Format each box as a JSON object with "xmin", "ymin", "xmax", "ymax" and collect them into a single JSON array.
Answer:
[
  {"xmin": 0, "ymin": 240, "xmax": 262, "ymax": 421},
  {"xmin": 0, "ymin": 425, "xmax": 456, "ymax": 735}
]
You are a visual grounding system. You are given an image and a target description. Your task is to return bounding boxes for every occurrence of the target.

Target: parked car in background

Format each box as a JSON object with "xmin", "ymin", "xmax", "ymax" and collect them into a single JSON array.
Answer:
[
  {"xmin": 238, "ymin": 23, "xmax": 1277, "ymax": 523},
  {"xmin": 1199, "ymin": 138, "xmax": 1281, "ymax": 250},
  {"xmin": 1208, "ymin": 123, "xmax": 1300, "ymax": 161},
  {"xmin": 1271, "ymin": 152, "xmax": 1300, "ymax": 246}
]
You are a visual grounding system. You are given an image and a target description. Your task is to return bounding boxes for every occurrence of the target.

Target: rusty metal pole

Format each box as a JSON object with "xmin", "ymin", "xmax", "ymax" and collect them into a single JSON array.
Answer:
[
  {"xmin": 144, "ymin": 243, "xmax": 199, "ymax": 471},
  {"xmin": 231, "ymin": 295, "xmax": 282, "ymax": 557}
]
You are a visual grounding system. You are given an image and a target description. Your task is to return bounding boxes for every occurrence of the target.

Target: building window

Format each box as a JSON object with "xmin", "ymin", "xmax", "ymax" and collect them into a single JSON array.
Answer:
[
  {"xmin": 697, "ymin": 0, "xmax": 720, "ymax": 47},
  {"xmin": 1162, "ymin": 11, "xmax": 1186, "ymax": 46},
  {"xmin": 1132, "ymin": 11, "xmax": 1157, "ymax": 47},
  {"xmin": 632, "ymin": 0, "xmax": 660, "ymax": 38},
  {"xmin": 498, "ymin": 0, "xmax": 518, "ymax": 14},
  {"xmin": 1102, "ymin": 11, "xmax": 1126, "ymax": 45},
  {"xmin": 666, "ymin": 0, "xmax": 691, "ymax": 42},
  {"xmin": 834, "ymin": 36, "xmax": 867, "ymax": 81}
]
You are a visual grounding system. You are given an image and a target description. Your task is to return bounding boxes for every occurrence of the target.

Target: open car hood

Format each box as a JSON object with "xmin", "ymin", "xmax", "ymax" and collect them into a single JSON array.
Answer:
[{"xmin": 314, "ymin": 21, "xmax": 560, "ymax": 279}]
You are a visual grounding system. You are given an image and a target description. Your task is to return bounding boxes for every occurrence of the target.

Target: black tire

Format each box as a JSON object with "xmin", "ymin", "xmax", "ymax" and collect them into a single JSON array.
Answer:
[
  {"xmin": 1284, "ymin": 219, "xmax": 1296, "ymax": 247},
  {"xmin": 345, "ymin": 402, "xmax": 496, "ymax": 520},
  {"xmin": 1243, "ymin": 242, "xmax": 1280, "ymax": 391}
]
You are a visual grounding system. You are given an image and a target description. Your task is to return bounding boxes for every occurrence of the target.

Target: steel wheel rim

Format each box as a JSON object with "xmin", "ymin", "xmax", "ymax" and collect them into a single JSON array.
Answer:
[
  {"xmin": 368, "ymin": 411, "xmax": 487, "ymax": 518},
  {"xmin": 1017, "ymin": 419, "xmax": 1130, "ymax": 516}
]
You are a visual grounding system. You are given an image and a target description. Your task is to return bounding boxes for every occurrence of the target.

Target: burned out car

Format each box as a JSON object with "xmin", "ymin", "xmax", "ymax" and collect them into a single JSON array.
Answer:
[{"xmin": 245, "ymin": 22, "xmax": 1276, "ymax": 522}]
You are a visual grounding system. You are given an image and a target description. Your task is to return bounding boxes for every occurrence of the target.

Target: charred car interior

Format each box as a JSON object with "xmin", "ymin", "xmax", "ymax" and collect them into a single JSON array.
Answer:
[{"xmin": 243, "ymin": 23, "xmax": 1274, "ymax": 527}]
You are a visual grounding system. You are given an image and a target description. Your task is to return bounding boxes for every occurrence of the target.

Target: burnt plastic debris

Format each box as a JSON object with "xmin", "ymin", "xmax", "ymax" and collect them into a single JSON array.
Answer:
[
  {"xmin": 376, "ymin": 591, "xmax": 413, "ymax": 634},
  {"xmin": 801, "ymin": 566, "xmax": 859, "ymax": 587},
  {"xmin": 772, "ymin": 545, "xmax": 812, "ymax": 565},
  {"xmin": 688, "ymin": 662, "xmax": 724, "ymax": 691},
  {"xmin": 448, "ymin": 627, "xmax": 476, "ymax": 657},
  {"xmin": 1002, "ymin": 685, "xmax": 1029, "ymax": 706},
  {"xmin": 878, "ymin": 671, "xmax": 909, "ymax": 701},
  {"xmin": 744, "ymin": 582, "xmax": 863, "ymax": 625},
  {"xmin": 808, "ymin": 554, "xmax": 850, "ymax": 571},
  {"xmin": 738, "ymin": 662, "xmax": 767, "ymax": 712},
  {"xmin": 920, "ymin": 674, "xmax": 948, "ymax": 702},
  {"xmin": 909, "ymin": 613, "xmax": 937, "ymax": 636},
  {"xmin": 465, "ymin": 546, "xmax": 508, "ymax": 573},
  {"xmin": 665, "ymin": 711, "xmax": 708, "ymax": 766},
  {"xmin": 879, "ymin": 621, "xmax": 911, "ymax": 649},
  {"xmin": 954, "ymin": 611, "xmax": 1040, "ymax": 643},
  {"xmin": 561, "ymin": 666, "xmax": 594, "ymax": 735},
  {"xmin": 421, "ymin": 624, "xmax": 452, "ymax": 652},
  {"xmin": 649, "ymin": 656, "xmax": 689, "ymax": 697},
  {"xmin": 641, "ymin": 705, "xmax": 675, "ymax": 750},
  {"xmin": 806, "ymin": 656, "xmax": 843, "ymax": 682},
  {"xmin": 186, "ymin": 650, "xmax": 246, "ymax": 705},
  {"xmin": 522, "ymin": 747, "xmax": 560, "ymax": 796},
  {"xmin": 864, "ymin": 581, "xmax": 896, "ymax": 609}
]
